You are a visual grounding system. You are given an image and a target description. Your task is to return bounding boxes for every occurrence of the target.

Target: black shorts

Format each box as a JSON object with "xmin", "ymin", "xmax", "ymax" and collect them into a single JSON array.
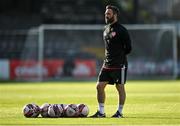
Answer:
[{"xmin": 98, "ymin": 66, "xmax": 127, "ymax": 85}]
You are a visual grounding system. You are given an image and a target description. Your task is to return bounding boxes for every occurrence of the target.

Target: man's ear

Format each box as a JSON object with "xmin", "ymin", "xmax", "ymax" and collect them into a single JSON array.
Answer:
[{"xmin": 114, "ymin": 13, "xmax": 118, "ymax": 18}]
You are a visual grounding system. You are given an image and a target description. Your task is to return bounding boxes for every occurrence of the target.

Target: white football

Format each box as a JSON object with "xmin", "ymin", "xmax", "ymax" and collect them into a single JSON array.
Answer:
[
  {"xmin": 65, "ymin": 104, "xmax": 79, "ymax": 117},
  {"xmin": 48, "ymin": 104, "xmax": 63, "ymax": 118},
  {"xmin": 77, "ymin": 104, "xmax": 89, "ymax": 117},
  {"xmin": 40, "ymin": 103, "xmax": 51, "ymax": 117},
  {"xmin": 58, "ymin": 104, "xmax": 67, "ymax": 117},
  {"xmin": 22, "ymin": 103, "xmax": 40, "ymax": 118}
]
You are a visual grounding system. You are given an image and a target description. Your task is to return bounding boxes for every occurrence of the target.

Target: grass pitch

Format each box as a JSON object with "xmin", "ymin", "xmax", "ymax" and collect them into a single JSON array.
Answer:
[{"xmin": 0, "ymin": 80, "xmax": 180, "ymax": 126}]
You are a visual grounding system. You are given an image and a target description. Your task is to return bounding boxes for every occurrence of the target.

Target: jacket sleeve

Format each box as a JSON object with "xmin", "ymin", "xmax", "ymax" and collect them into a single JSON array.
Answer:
[{"xmin": 123, "ymin": 29, "xmax": 132, "ymax": 55}]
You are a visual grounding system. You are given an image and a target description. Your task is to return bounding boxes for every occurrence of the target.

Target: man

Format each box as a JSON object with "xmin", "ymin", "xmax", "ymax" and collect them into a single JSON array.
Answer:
[{"xmin": 91, "ymin": 5, "xmax": 132, "ymax": 118}]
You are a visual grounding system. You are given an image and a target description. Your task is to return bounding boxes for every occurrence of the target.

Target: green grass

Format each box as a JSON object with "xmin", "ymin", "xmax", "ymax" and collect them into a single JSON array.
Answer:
[{"xmin": 0, "ymin": 80, "xmax": 180, "ymax": 126}]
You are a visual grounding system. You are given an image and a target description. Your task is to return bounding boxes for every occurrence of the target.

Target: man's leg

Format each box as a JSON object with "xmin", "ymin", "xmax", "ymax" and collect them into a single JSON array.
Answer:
[
  {"xmin": 96, "ymin": 82, "xmax": 107, "ymax": 114},
  {"xmin": 111, "ymin": 84, "xmax": 126, "ymax": 118},
  {"xmin": 116, "ymin": 84, "xmax": 126, "ymax": 114},
  {"xmin": 90, "ymin": 82, "xmax": 107, "ymax": 117}
]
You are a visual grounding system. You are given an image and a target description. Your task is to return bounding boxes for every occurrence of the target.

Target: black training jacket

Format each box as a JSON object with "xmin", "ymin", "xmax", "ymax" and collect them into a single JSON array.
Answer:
[{"xmin": 103, "ymin": 22, "xmax": 132, "ymax": 68}]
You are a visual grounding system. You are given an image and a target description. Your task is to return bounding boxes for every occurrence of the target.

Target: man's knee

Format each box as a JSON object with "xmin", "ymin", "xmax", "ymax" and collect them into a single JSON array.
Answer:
[
  {"xmin": 116, "ymin": 84, "xmax": 125, "ymax": 92},
  {"xmin": 96, "ymin": 82, "xmax": 107, "ymax": 91}
]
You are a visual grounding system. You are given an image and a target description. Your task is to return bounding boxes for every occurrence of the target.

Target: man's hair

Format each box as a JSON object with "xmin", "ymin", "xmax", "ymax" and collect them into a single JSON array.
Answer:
[{"xmin": 106, "ymin": 5, "xmax": 120, "ymax": 16}]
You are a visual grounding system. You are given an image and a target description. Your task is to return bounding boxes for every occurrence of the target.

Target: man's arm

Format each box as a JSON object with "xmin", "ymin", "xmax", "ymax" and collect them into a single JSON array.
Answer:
[{"xmin": 123, "ymin": 29, "xmax": 132, "ymax": 55}]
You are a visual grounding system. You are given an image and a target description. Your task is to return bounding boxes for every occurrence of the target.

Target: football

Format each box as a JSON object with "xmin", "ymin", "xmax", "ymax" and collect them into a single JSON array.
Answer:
[
  {"xmin": 48, "ymin": 104, "xmax": 64, "ymax": 118},
  {"xmin": 40, "ymin": 103, "xmax": 51, "ymax": 117},
  {"xmin": 22, "ymin": 103, "xmax": 40, "ymax": 118},
  {"xmin": 65, "ymin": 104, "xmax": 79, "ymax": 117},
  {"xmin": 77, "ymin": 104, "xmax": 89, "ymax": 117},
  {"xmin": 58, "ymin": 104, "xmax": 67, "ymax": 117}
]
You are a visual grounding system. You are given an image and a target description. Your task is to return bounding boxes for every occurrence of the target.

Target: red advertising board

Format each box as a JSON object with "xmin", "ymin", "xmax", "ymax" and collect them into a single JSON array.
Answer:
[
  {"xmin": 10, "ymin": 60, "xmax": 64, "ymax": 79},
  {"xmin": 73, "ymin": 59, "xmax": 96, "ymax": 77},
  {"xmin": 10, "ymin": 59, "xmax": 96, "ymax": 80}
]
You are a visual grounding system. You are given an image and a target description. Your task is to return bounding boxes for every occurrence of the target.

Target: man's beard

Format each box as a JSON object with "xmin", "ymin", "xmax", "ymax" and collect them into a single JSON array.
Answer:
[{"xmin": 105, "ymin": 16, "xmax": 114, "ymax": 24}]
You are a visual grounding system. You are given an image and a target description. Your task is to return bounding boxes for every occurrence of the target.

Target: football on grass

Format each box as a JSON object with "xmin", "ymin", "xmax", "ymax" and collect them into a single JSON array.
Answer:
[
  {"xmin": 48, "ymin": 104, "xmax": 64, "ymax": 117},
  {"xmin": 77, "ymin": 104, "xmax": 89, "ymax": 117},
  {"xmin": 58, "ymin": 104, "xmax": 67, "ymax": 117},
  {"xmin": 65, "ymin": 104, "xmax": 79, "ymax": 117},
  {"xmin": 40, "ymin": 103, "xmax": 51, "ymax": 117},
  {"xmin": 22, "ymin": 103, "xmax": 40, "ymax": 118}
]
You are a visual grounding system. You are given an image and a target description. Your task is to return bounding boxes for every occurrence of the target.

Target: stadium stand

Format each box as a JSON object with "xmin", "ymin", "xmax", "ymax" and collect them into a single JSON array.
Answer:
[
  {"xmin": 41, "ymin": 0, "xmax": 104, "ymax": 24},
  {"xmin": 0, "ymin": 30, "xmax": 26, "ymax": 59},
  {"xmin": 0, "ymin": 0, "xmax": 104, "ymax": 60}
]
